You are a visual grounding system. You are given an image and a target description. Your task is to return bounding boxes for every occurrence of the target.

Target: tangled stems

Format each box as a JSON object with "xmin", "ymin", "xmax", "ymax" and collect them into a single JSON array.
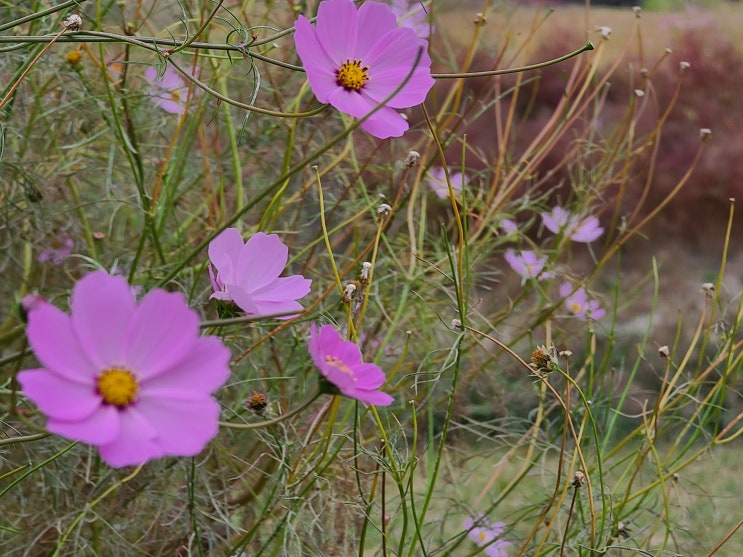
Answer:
[{"xmin": 219, "ymin": 390, "xmax": 322, "ymax": 430}]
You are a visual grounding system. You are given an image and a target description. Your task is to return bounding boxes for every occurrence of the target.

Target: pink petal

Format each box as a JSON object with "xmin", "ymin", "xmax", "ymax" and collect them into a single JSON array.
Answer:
[
  {"xmin": 351, "ymin": 363, "xmax": 386, "ymax": 390},
  {"xmin": 315, "ymin": 0, "xmax": 358, "ymax": 64},
  {"xmin": 364, "ymin": 64, "xmax": 434, "ymax": 108},
  {"xmin": 46, "ymin": 404, "xmax": 120, "ymax": 445},
  {"xmin": 141, "ymin": 335, "xmax": 231, "ymax": 393},
  {"xmin": 97, "ymin": 408, "xmax": 162, "ymax": 467},
  {"xmin": 351, "ymin": 388, "xmax": 393, "ymax": 406},
  {"xmin": 359, "ymin": 105, "xmax": 409, "ymax": 138},
  {"xmin": 134, "ymin": 395, "xmax": 220, "ymax": 455},
  {"xmin": 293, "ymin": 18, "xmax": 339, "ymax": 103},
  {"xmin": 237, "ymin": 233, "xmax": 290, "ymax": 290},
  {"xmin": 252, "ymin": 299, "xmax": 305, "ymax": 319},
  {"xmin": 71, "ymin": 272, "xmax": 136, "ymax": 369},
  {"xmin": 26, "ymin": 303, "xmax": 98, "ymax": 383},
  {"xmin": 208, "ymin": 228, "xmax": 245, "ymax": 285},
  {"xmin": 355, "ymin": 1, "xmax": 399, "ymax": 56},
  {"xmin": 125, "ymin": 289, "xmax": 199, "ymax": 379},
  {"xmin": 328, "ymin": 88, "xmax": 377, "ymax": 119},
  {"xmin": 227, "ymin": 285, "xmax": 262, "ymax": 315},
  {"xmin": 252, "ymin": 275, "xmax": 312, "ymax": 302},
  {"xmin": 18, "ymin": 369, "xmax": 101, "ymax": 421}
]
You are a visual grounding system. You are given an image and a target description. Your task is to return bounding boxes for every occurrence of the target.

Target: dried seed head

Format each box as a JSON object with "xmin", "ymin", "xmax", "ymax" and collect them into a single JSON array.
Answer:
[
  {"xmin": 404, "ymin": 151, "xmax": 420, "ymax": 167},
  {"xmin": 530, "ymin": 345, "xmax": 558, "ymax": 373},
  {"xmin": 246, "ymin": 391, "xmax": 268, "ymax": 414},
  {"xmin": 701, "ymin": 282, "xmax": 715, "ymax": 297},
  {"xmin": 658, "ymin": 345, "xmax": 670, "ymax": 359},
  {"xmin": 640, "ymin": 68, "xmax": 649, "ymax": 78},
  {"xmin": 634, "ymin": 89, "xmax": 645, "ymax": 97},
  {"xmin": 377, "ymin": 203, "xmax": 392, "ymax": 219},
  {"xmin": 633, "ymin": 6, "xmax": 642, "ymax": 17},
  {"xmin": 342, "ymin": 281, "xmax": 359, "ymax": 304},
  {"xmin": 62, "ymin": 13, "xmax": 82, "ymax": 31},
  {"xmin": 679, "ymin": 61, "xmax": 690, "ymax": 71},
  {"xmin": 451, "ymin": 319, "xmax": 463, "ymax": 331},
  {"xmin": 572, "ymin": 470, "xmax": 586, "ymax": 488},
  {"xmin": 474, "ymin": 12, "xmax": 487, "ymax": 25},
  {"xmin": 359, "ymin": 262, "xmax": 372, "ymax": 285},
  {"xmin": 597, "ymin": 26, "xmax": 612, "ymax": 39},
  {"xmin": 66, "ymin": 50, "xmax": 82, "ymax": 66},
  {"xmin": 699, "ymin": 128, "xmax": 712, "ymax": 142}
]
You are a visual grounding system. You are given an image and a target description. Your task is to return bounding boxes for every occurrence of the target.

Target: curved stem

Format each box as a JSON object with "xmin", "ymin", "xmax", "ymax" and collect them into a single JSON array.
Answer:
[{"xmin": 220, "ymin": 390, "xmax": 322, "ymax": 430}]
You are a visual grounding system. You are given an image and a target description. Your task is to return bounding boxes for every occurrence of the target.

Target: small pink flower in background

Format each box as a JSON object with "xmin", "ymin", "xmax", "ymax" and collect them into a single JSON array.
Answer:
[
  {"xmin": 143, "ymin": 65, "xmax": 196, "ymax": 115},
  {"xmin": 559, "ymin": 282, "xmax": 606, "ymax": 321},
  {"xmin": 504, "ymin": 249, "xmax": 554, "ymax": 281},
  {"xmin": 426, "ymin": 167, "xmax": 466, "ymax": 199},
  {"xmin": 17, "ymin": 272, "xmax": 231, "ymax": 468},
  {"xmin": 389, "ymin": 0, "xmax": 431, "ymax": 39},
  {"xmin": 500, "ymin": 219, "xmax": 518, "ymax": 235},
  {"xmin": 293, "ymin": 0, "xmax": 435, "ymax": 139},
  {"xmin": 37, "ymin": 232, "xmax": 73, "ymax": 265},
  {"xmin": 541, "ymin": 206, "xmax": 603, "ymax": 243},
  {"xmin": 208, "ymin": 228, "xmax": 311, "ymax": 319},
  {"xmin": 464, "ymin": 515, "xmax": 510, "ymax": 557},
  {"xmin": 308, "ymin": 324, "xmax": 394, "ymax": 406}
]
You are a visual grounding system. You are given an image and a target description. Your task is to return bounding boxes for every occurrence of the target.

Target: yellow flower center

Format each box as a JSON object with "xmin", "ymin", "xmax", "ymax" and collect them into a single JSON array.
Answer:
[
  {"xmin": 325, "ymin": 355, "xmax": 355, "ymax": 378},
  {"xmin": 97, "ymin": 368, "xmax": 139, "ymax": 407},
  {"xmin": 170, "ymin": 90, "xmax": 181, "ymax": 102},
  {"xmin": 66, "ymin": 50, "xmax": 82, "ymax": 65},
  {"xmin": 479, "ymin": 532, "xmax": 489, "ymax": 542},
  {"xmin": 336, "ymin": 58, "xmax": 369, "ymax": 91},
  {"xmin": 570, "ymin": 302, "xmax": 583, "ymax": 313}
]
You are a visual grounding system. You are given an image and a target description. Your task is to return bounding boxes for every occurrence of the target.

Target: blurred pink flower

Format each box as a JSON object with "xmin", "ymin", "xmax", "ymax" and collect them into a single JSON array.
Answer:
[
  {"xmin": 308, "ymin": 324, "xmax": 394, "ymax": 405},
  {"xmin": 143, "ymin": 65, "xmax": 196, "ymax": 114},
  {"xmin": 426, "ymin": 167, "xmax": 466, "ymax": 199},
  {"xmin": 208, "ymin": 228, "xmax": 311, "ymax": 319},
  {"xmin": 37, "ymin": 233, "xmax": 73, "ymax": 265},
  {"xmin": 504, "ymin": 249, "xmax": 554, "ymax": 281},
  {"xmin": 293, "ymin": 0, "xmax": 434, "ymax": 138},
  {"xmin": 389, "ymin": 0, "xmax": 431, "ymax": 39},
  {"xmin": 17, "ymin": 271, "xmax": 231, "ymax": 468},
  {"xmin": 464, "ymin": 515, "xmax": 510, "ymax": 557},
  {"xmin": 559, "ymin": 282, "xmax": 606, "ymax": 321},
  {"xmin": 541, "ymin": 206, "xmax": 603, "ymax": 243},
  {"xmin": 500, "ymin": 219, "xmax": 518, "ymax": 235}
]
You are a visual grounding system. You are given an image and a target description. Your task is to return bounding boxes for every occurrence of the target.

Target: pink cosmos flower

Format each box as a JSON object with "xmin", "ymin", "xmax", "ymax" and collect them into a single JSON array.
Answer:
[
  {"xmin": 143, "ymin": 65, "xmax": 196, "ymax": 115},
  {"xmin": 541, "ymin": 206, "xmax": 603, "ymax": 243},
  {"xmin": 426, "ymin": 167, "xmax": 466, "ymax": 199},
  {"xmin": 559, "ymin": 282, "xmax": 606, "ymax": 321},
  {"xmin": 208, "ymin": 228, "xmax": 311, "ymax": 319},
  {"xmin": 500, "ymin": 219, "xmax": 518, "ymax": 235},
  {"xmin": 308, "ymin": 324, "xmax": 394, "ymax": 406},
  {"xmin": 37, "ymin": 232, "xmax": 74, "ymax": 265},
  {"xmin": 504, "ymin": 249, "xmax": 555, "ymax": 281},
  {"xmin": 389, "ymin": 0, "xmax": 431, "ymax": 39},
  {"xmin": 293, "ymin": 0, "xmax": 435, "ymax": 139},
  {"xmin": 464, "ymin": 515, "xmax": 510, "ymax": 557},
  {"xmin": 17, "ymin": 271, "xmax": 231, "ymax": 468}
]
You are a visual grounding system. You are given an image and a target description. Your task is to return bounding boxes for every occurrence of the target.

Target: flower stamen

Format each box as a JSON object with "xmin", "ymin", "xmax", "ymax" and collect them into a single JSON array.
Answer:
[
  {"xmin": 336, "ymin": 58, "xmax": 369, "ymax": 91},
  {"xmin": 325, "ymin": 354, "xmax": 356, "ymax": 379},
  {"xmin": 97, "ymin": 367, "xmax": 139, "ymax": 407}
]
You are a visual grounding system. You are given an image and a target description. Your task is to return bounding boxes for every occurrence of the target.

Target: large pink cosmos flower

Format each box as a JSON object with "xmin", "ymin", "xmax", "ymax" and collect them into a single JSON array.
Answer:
[
  {"xmin": 541, "ymin": 206, "xmax": 603, "ymax": 243},
  {"xmin": 559, "ymin": 282, "xmax": 606, "ymax": 321},
  {"xmin": 17, "ymin": 272, "xmax": 231, "ymax": 468},
  {"xmin": 293, "ymin": 0, "xmax": 435, "ymax": 139},
  {"xmin": 308, "ymin": 324, "xmax": 394, "ymax": 406},
  {"xmin": 208, "ymin": 228, "xmax": 312, "ymax": 319}
]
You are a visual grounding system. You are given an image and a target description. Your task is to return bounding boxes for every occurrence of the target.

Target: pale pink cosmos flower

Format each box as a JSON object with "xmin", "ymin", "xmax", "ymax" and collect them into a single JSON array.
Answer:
[
  {"xmin": 500, "ymin": 219, "xmax": 518, "ymax": 235},
  {"xmin": 37, "ymin": 232, "xmax": 74, "ymax": 265},
  {"xmin": 541, "ymin": 206, "xmax": 603, "ymax": 243},
  {"xmin": 308, "ymin": 324, "xmax": 394, "ymax": 405},
  {"xmin": 426, "ymin": 167, "xmax": 466, "ymax": 199},
  {"xmin": 559, "ymin": 282, "xmax": 606, "ymax": 321},
  {"xmin": 208, "ymin": 228, "xmax": 311, "ymax": 319},
  {"xmin": 464, "ymin": 515, "xmax": 510, "ymax": 557},
  {"xmin": 504, "ymin": 249, "xmax": 555, "ymax": 282},
  {"xmin": 293, "ymin": 0, "xmax": 435, "ymax": 139},
  {"xmin": 143, "ymin": 65, "xmax": 196, "ymax": 115},
  {"xmin": 389, "ymin": 0, "xmax": 431, "ymax": 39},
  {"xmin": 17, "ymin": 271, "xmax": 231, "ymax": 468}
]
